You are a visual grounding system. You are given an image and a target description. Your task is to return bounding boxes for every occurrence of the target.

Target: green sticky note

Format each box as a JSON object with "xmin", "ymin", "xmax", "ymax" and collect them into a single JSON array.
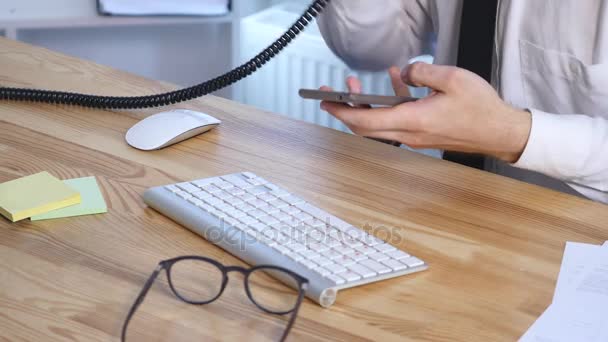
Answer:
[{"xmin": 31, "ymin": 176, "xmax": 107, "ymax": 221}]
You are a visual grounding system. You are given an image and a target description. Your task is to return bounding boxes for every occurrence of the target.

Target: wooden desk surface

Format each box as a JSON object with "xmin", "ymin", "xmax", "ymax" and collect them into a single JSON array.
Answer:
[{"xmin": 1, "ymin": 37, "xmax": 607, "ymax": 341}]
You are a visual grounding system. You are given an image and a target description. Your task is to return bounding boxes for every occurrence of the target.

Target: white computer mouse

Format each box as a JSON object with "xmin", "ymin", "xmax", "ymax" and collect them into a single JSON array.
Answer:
[{"xmin": 126, "ymin": 109, "xmax": 221, "ymax": 151}]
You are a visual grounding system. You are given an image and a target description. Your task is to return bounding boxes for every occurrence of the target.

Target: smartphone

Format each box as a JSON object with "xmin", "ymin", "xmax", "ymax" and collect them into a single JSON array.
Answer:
[{"xmin": 299, "ymin": 89, "xmax": 416, "ymax": 106}]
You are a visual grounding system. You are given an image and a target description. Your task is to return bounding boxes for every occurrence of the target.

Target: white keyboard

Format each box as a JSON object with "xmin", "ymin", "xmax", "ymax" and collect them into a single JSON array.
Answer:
[{"xmin": 143, "ymin": 172, "xmax": 427, "ymax": 307}]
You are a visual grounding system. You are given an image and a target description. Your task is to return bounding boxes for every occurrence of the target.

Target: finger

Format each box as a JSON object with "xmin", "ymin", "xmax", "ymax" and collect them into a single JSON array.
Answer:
[
  {"xmin": 320, "ymin": 85, "xmax": 334, "ymax": 92},
  {"xmin": 322, "ymin": 100, "xmax": 408, "ymax": 131},
  {"xmin": 401, "ymin": 62, "xmax": 464, "ymax": 93},
  {"xmin": 346, "ymin": 76, "xmax": 372, "ymax": 109},
  {"xmin": 389, "ymin": 66, "xmax": 411, "ymax": 97},
  {"xmin": 346, "ymin": 76, "xmax": 363, "ymax": 94}
]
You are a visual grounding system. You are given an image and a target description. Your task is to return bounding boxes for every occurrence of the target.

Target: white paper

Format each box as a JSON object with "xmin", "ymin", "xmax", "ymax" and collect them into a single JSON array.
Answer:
[
  {"xmin": 99, "ymin": 0, "xmax": 230, "ymax": 16},
  {"xmin": 519, "ymin": 303, "xmax": 608, "ymax": 342},
  {"xmin": 520, "ymin": 242, "xmax": 608, "ymax": 342},
  {"xmin": 553, "ymin": 242, "xmax": 603, "ymax": 302}
]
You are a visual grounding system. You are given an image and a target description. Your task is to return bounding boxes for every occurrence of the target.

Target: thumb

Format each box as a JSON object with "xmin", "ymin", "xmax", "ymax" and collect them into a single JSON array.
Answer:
[{"xmin": 401, "ymin": 62, "xmax": 462, "ymax": 93}]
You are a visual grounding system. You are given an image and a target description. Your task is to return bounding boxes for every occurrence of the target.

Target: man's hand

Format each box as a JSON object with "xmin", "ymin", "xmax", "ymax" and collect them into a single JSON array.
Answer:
[{"xmin": 319, "ymin": 63, "xmax": 532, "ymax": 163}]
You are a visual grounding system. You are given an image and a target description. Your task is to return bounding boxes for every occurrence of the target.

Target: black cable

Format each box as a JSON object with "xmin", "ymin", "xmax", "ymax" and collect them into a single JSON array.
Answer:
[{"xmin": 0, "ymin": 0, "xmax": 330, "ymax": 110}]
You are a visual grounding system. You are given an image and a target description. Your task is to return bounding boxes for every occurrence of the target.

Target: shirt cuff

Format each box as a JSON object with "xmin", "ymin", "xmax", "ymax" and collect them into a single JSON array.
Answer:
[{"xmin": 512, "ymin": 109, "xmax": 591, "ymax": 181}]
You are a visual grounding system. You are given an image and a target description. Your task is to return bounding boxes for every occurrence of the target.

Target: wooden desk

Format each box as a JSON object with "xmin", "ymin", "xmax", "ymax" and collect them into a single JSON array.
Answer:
[{"xmin": 1, "ymin": 37, "xmax": 607, "ymax": 341}]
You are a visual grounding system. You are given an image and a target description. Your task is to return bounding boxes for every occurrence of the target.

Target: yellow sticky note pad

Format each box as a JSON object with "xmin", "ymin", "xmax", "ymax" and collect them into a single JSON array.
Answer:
[{"xmin": 0, "ymin": 171, "xmax": 81, "ymax": 222}]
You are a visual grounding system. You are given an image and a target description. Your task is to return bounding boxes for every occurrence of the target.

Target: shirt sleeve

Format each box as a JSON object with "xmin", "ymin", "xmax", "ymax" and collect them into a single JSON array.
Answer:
[
  {"xmin": 513, "ymin": 109, "xmax": 608, "ymax": 203},
  {"xmin": 316, "ymin": 0, "xmax": 434, "ymax": 71}
]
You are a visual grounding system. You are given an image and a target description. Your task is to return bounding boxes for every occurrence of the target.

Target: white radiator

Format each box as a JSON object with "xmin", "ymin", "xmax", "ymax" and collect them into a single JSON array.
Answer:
[
  {"xmin": 236, "ymin": 2, "xmax": 441, "ymax": 158},
  {"xmin": 237, "ymin": 2, "xmax": 396, "ymax": 133}
]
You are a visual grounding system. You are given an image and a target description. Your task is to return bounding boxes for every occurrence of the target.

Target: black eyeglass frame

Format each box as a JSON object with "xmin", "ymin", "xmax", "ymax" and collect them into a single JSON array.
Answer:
[{"xmin": 121, "ymin": 256, "xmax": 309, "ymax": 342}]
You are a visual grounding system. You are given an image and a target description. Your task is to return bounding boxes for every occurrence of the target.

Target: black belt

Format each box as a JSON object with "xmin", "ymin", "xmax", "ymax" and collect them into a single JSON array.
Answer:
[{"xmin": 443, "ymin": 0, "xmax": 499, "ymax": 169}]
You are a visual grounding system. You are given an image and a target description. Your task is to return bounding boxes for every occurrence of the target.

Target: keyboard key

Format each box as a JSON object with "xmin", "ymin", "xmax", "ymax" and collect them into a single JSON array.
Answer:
[
  {"xmin": 247, "ymin": 185, "xmax": 272, "ymax": 195},
  {"xmin": 237, "ymin": 192, "xmax": 256, "ymax": 202},
  {"xmin": 226, "ymin": 196, "xmax": 244, "ymax": 206},
  {"xmin": 263, "ymin": 217, "xmax": 279, "ymax": 225},
  {"xmin": 249, "ymin": 223, "xmax": 267, "ymax": 232},
  {"xmin": 270, "ymin": 211, "xmax": 290, "ymax": 221},
  {"xmin": 249, "ymin": 199, "xmax": 268, "ymax": 208},
  {"xmin": 285, "ymin": 242, "xmax": 307, "ymax": 253},
  {"xmin": 359, "ymin": 259, "xmax": 392, "ymax": 274},
  {"xmin": 257, "ymin": 205, "xmax": 278, "ymax": 215},
  {"xmin": 221, "ymin": 174, "xmax": 251, "ymax": 188},
  {"xmin": 239, "ymin": 203, "xmax": 255, "ymax": 213},
  {"xmin": 176, "ymin": 182, "xmax": 200, "ymax": 193},
  {"xmin": 368, "ymin": 252, "xmax": 390, "ymax": 262},
  {"xmin": 324, "ymin": 263, "xmax": 347, "ymax": 274},
  {"xmin": 333, "ymin": 244, "xmax": 356, "ymax": 256},
  {"xmin": 165, "ymin": 184, "xmax": 180, "ymax": 193},
  {"xmin": 375, "ymin": 243, "xmax": 397, "ymax": 253},
  {"xmin": 322, "ymin": 249, "xmax": 343, "ymax": 260},
  {"xmin": 300, "ymin": 249, "xmax": 321, "ymax": 260},
  {"xmin": 323, "ymin": 237, "xmax": 342, "ymax": 248},
  {"xmin": 307, "ymin": 242, "xmax": 330, "ymax": 253},
  {"xmin": 248, "ymin": 210, "xmax": 267, "ymax": 219},
  {"xmin": 258, "ymin": 193, "xmax": 277, "ymax": 202},
  {"xmin": 224, "ymin": 208, "xmax": 246, "ymax": 219},
  {"xmin": 247, "ymin": 177, "xmax": 268, "ymax": 186},
  {"xmin": 282, "ymin": 195, "xmax": 305, "ymax": 205},
  {"xmin": 339, "ymin": 272, "xmax": 361, "ymax": 282},
  {"xmin": 351, "ymin": 252, "xmax": 368, "ymax": 262},
  {"xmin": 196, "ymin": 203, "xmax": 214, "ymax": 212},
  {"xmin": 187, "ymin": 197, "xmax": 203, "ymax": 206},
  {"xmin": 314, "ymin": 257, "xmax": 333, "ymax": 267},
  {"xmin": 214, "ymin": 180, "xmax": 234, "ymax": 190},
  {"xmin": 300, "ymin": 260, "xmax": 318, "ymax": 270},
  {"xmin": 295, "ymin": 203, "xmax": 332, "ymax": 220},
  {"xmin": 363, "ymin": 235, "xmax": 385, "ymax": 247},
  {"xmin": 176, "ymin": 191, "xmax": 192, "ymax": 200},
  {"xmin": 335, "ymin": 255, "xmax": 356, "ymax": 265},
  {"xmin": 402, "ymin": 257, "xmax": 425, "ymax": 268},
  {"xmin": 215, "ymin": 191, "xmax": 233, "ymax": 201},
  {"xmin": 203, "ymin": 198, "xmax": 225, "ymax": 208},
  {"xmin": 386, "ymin": 250, "xmax": 410, "ymax": 260},
  {"xmin": 346, "ymin": 264, "xmax": 376, "ymax": 278},
  {"xmin": 269, "ymin": 199, "xmax": 289, "ymax": 208},
  {"xmin": 328, "ymin": 217, "xmax": 352, "ymax": 231},
  {"xmin": 201, "ymin": 184, "xmax": 222, "ymax": 194},
  {"xmin": 213, "ymin": 202, "xmax": 233, "ymax": 212},
  {"xmin": 242, "ymin": 172, "xmax": 257, "ymax": 179},
  {"xmin": 192, "ymin": 191, "xmax": 212, "ymax": 200},
  {"xmin": 357, "ymin": 245, "xmax": 377, "ymax": 255},
  {"xmin": 382, "ymin": 259, "xmax": 408, "ymax": 271},
  {"xmin": 293, "ymin": 211, "xmax": 314, "ymax": 222},
  {"xmin": 226, "ymin": 187, "xmax": 246, "ymax": 196},
  {"xmin": 238, "ymin": 216, "xmax": 258, "ymax": 225},
  {"xmin": 283, "ymin": 206, "xmax": 301, "ymax": 215},
  {"xmin": 326, "ymin": 274, "xmax": 346, "ymax": 286},
  {"xmin": 192, "ymin": 178, "xmax": 216, "ymax": 188}
]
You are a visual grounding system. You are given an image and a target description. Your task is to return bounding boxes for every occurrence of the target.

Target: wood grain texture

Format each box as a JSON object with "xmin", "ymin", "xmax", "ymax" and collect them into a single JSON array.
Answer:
[{"xmin": 1, "ymin": 37, "xmax": 607, "ymax": 341}]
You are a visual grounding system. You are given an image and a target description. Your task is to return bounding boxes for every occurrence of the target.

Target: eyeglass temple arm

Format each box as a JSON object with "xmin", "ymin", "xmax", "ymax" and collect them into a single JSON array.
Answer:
[
  {"xmin": 121, "ymin": 265, "xmax": 163, "ymax": 342},
  {"xmin": 279, "ymin": 288, "xmax": 307, "ymax": 342}
]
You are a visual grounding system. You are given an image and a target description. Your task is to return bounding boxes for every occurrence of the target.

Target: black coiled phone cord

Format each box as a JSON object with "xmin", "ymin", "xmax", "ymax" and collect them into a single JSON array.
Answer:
[{"xmin": 0, "ymin": 0, "xmax": 330, "ymax": 110}]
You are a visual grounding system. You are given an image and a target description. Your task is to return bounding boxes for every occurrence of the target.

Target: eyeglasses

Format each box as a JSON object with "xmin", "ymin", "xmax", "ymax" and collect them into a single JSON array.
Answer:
[{"xmin": 121, "ymin": 256, "xmax": 309, "ymax": 342}]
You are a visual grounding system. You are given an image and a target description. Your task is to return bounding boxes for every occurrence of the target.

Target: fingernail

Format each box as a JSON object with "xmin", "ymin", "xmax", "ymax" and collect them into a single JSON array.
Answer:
[{"xmin": 320, "ymin": 103, "xmax": 326, "ymax": 111}]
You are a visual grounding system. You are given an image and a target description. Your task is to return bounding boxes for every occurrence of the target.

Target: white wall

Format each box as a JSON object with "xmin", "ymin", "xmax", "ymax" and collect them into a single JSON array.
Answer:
[
  {"xmin": 1, "ymin": 0, "xmax": 284, "ymax": 98},
  {"xmin": 0, "ymin": 0, "xmax": 96, "ymax": 19}
]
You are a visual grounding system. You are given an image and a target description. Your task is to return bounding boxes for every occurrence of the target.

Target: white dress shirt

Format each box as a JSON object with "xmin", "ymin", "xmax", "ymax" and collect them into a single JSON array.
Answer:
[{"xmin": 317, "ymin": 0, "xmax": 608, "ymax": 203}]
